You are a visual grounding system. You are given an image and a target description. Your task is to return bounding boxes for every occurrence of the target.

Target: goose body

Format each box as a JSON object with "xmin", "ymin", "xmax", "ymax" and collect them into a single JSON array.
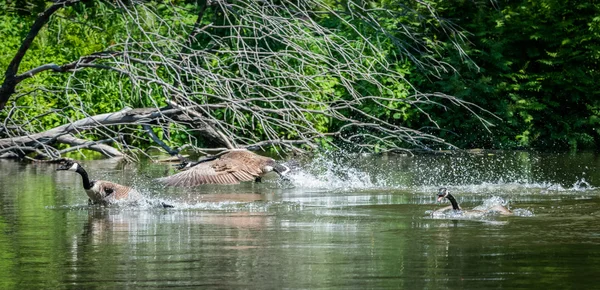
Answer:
[
  {"xmin": 158, "ymin": 149, "xmax": 290, "ymax": 187},
  {"xmin": 57, "ymin": 160, "xmax": 143, "ymax": 206},
  {"xmin": 435, "ymin": 188, "xmax": 512, "ymax": 216}
]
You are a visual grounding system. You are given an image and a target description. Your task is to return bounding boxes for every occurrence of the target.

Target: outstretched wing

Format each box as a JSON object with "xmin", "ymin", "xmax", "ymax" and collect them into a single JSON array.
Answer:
[{"xmin": 157, "ymin": 158, "xmax": 260, "ymax": 187}]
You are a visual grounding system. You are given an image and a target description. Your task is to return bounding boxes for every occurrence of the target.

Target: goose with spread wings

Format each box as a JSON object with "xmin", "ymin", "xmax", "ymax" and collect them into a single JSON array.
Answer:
[{"xmin": 158, "ymin": 149, "xmax": 291, "ymax": 187}]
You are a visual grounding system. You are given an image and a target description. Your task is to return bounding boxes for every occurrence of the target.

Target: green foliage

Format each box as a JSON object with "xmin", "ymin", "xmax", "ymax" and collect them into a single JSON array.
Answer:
[
  {"xmin": 1, "ymin": 1, "xmax": 129, "ymax": 127},
  {"xmin": 0, "ymin": 1, "xmax": 175, "ymax": 149},
  {"xmin": 407, "ymin": 0, "xmax": 600, "ymax": 151}
]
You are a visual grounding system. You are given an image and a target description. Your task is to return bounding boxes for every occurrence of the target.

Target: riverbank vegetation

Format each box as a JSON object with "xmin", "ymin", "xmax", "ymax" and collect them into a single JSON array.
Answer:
[{"xmin": 1, "ymin": 0, "xmax": 598, "ymax": 160}]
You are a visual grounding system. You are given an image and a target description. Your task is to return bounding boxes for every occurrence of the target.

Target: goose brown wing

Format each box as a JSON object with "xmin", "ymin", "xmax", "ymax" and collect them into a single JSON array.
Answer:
[
  {"xmin": 97, "ymin": 181, "xmax": 136, "ymax": 200},
  {"xmin": 158, "ymin": 158, "xmax": 260, "ymax": 187},
  {"xmin": 220, "ymin": 150, "xmax": 274, "ymax": 175},
  {"xmin": 214, "ymin": 152, "xmax": 274, "ymax": 182}
]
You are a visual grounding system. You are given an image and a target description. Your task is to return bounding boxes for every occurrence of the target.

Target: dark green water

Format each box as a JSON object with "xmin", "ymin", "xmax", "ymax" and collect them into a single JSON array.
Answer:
[{"xmin": 1, "ymin": 151, "xmax": 600, "ymax": 289}]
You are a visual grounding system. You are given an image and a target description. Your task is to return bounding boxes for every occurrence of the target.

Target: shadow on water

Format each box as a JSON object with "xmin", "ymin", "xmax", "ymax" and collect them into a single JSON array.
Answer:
[{"xmin": 1, "ymin": 151, "xmax": 600, "ymax": 288}]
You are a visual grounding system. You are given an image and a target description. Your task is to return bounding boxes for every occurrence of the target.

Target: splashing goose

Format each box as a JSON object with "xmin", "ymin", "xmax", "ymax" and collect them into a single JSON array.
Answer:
[
  {"xmin": 435, "ymin": 188, "xmax": 512, "ymax": 216},
  {"xmin": 158, "ymin": 149, "xmax": 290, "ymax": 187},
  {"xmin": 57, "ymin": 160, "xmax": 145, "ymax": 206}
]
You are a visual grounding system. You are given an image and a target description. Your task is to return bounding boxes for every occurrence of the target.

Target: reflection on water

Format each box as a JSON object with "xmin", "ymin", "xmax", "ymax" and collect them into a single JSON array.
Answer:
[{"xmin": 0, "ymin": 151, "xmax": 600, "ymax": 288}]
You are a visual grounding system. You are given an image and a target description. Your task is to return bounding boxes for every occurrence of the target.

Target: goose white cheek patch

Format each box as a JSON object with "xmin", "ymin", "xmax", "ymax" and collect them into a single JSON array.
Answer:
[{"xmin": 68, "ymin": 163, "xmax": 79, "ymax": 172}]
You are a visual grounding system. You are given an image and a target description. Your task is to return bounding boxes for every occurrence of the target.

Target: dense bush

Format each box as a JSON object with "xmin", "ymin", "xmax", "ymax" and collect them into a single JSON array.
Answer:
[{"xmin": 406, "ymin": 0, "xmax": 600, "ymax": 151}]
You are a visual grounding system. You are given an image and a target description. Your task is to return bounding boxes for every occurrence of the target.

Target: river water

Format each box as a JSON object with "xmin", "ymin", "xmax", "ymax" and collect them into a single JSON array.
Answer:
[{"xmin": 0, "ymin": 151, "xmax": 599, "ymax": 289}]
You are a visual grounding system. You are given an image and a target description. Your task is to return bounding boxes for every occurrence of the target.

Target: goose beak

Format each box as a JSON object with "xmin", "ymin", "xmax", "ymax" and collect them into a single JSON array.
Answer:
[
  {"xmin": 57, "ymin": 162, "xmax": 76, "ymax": 171},
  {"xmin": 437, "ymin": 196, "xmax": 444, "ymax": 202}
]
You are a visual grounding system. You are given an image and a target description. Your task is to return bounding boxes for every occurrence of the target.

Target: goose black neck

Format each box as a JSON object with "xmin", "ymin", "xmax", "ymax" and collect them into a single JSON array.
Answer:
[
  {"xmin": 75, "ymin": 167, "xmax": 93, "ymax": 190},
  {"xmin": 446, "ymin": 194, "xmax": 461, "ymax": 211}
]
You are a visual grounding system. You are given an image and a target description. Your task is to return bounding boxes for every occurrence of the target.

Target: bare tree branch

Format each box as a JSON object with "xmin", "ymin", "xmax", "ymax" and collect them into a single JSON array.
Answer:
[
  {"xmin": 1, "ymin": 107, "xmax": 174, "ymax": 152},
  {"xmin": 165, "ymin": 100, "xmax": 234, "ymax": 149},
  {"xmin": 55, "ymin": 135, "xmax": 124, "ymax": 158},
  {"xmin": 142, "ymin": 124, "xmax": 178, "ymax": 155},
  {"xmin": 0, "ymin": 0, "xmax": 498, "ymax": 159},
  {"xmin": 13, "ymin": 51, "xmax": 123, "ymax": 83},
  {"xmin": 0, "ymin": 0, "xmax": 82, "ymax": 110}
]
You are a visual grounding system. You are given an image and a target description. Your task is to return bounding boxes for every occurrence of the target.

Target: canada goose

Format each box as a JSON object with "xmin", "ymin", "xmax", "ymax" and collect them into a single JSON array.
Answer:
[
  {"xmin": 158, "ymin": 149, "xmax": 291, "ymax": 187},
  {"xmin": 435, "ymin": 187, "xmax": 512, "ymax": 216},
  {"xmin": 57, "ymin": 160, "xmax": 173, "ymax": 208}
]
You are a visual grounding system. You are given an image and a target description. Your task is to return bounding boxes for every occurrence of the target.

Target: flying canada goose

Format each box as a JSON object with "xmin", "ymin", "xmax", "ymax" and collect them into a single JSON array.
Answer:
[
  {"xmin": 57, "ymin": 160, "xmax": 173, "ymax": 208},
  {"xmin": 435, "ymin": 187, "xmax": 512, "ymax": 216},
  {"xmin": 158, "ymin": 149, "xmax": 291, "ymax": 187}
]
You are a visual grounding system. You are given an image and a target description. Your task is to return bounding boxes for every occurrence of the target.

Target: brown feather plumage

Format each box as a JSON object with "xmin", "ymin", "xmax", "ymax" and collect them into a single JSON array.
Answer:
[
  {"xmin": 57, "ymin": 160, "xmax": 143, "ymax": 206},
  {"xmin": 158, "ymin": 149, "xmax": 283, "ymax": 187},
  {"xmin": 98, "ymin": 181, "xmax": 136, "ymax": 200},
  {"xmin": 86, "ymin": 180, "xmax": 142, "ymax": 205}
]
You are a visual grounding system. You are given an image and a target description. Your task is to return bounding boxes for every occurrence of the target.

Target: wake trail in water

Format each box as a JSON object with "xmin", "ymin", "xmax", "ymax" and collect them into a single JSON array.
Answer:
[
  {"xmin": 284, "ymin": 151, "xmax": 597, "ymax": 194},
  {"xmin": 49, "ymin": 151, "xmax": 598, "ymax": 211}
]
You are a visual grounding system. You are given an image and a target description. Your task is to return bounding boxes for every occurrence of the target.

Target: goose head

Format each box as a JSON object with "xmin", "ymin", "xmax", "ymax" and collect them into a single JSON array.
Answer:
[
  {"xmin": 262, "ymin": 160, "xmax": 290, "ymax": 176},
  {"xmin": 57, "ymin": 160, "xmax": 80, "ymax": 172},
  {"xmin": 437, "ymin": 187, "xmax": 450, "ymax": 202},
  {"xmin": 273, "ymin": 163, "xmax": 291, "ymax": 176}
]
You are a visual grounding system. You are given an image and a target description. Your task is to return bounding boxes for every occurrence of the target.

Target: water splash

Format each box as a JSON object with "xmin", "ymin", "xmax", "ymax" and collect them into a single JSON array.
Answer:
[
  {"xmin": 472, "ymin": 196, "xmax": 509, "ymax": 211},
  {"xmin": 284, "ymin": 151, "xmax": 598, "ymax": 196},
  {"xmin": 511, "ymin": 208, "xmax": 535, "ymax": 217},
  {"xmin": 572, "ymin": 178, "xmax": 592, "ymax": 191},
  {"xmin": 287, "ymin": 151, "xmax": 381, "ymax": 190}
]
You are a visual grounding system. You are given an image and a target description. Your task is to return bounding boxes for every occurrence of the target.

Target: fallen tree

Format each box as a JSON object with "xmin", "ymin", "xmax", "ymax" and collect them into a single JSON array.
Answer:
[{"xmin": 0, "ymin": 105, "xmax": 237, "ymax": 160}]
